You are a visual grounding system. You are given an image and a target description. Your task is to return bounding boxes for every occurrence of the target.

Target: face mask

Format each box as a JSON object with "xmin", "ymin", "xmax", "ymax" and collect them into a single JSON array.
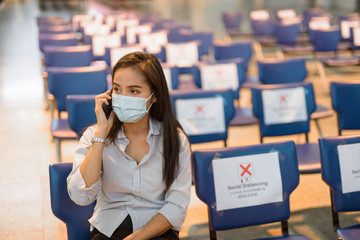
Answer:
[{"xmin": 111, "ymin": 92, "xmax": 154, "ymax": 123}]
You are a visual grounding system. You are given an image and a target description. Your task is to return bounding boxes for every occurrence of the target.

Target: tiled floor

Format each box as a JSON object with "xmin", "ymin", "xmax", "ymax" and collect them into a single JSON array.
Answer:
[{"xmin": 0, "ymin": 0, "xmax": 360, "ymax": 239}]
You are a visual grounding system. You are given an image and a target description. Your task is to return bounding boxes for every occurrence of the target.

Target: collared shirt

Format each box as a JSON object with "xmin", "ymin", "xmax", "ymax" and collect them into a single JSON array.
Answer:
[{"xmin": 67, "ymin": 118, "xmax": 192, "ymax": 238}]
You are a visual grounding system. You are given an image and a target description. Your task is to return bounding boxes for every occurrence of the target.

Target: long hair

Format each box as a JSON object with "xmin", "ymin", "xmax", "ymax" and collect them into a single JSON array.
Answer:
[{"xmin": 107, "ymin": 52, "xmax": 186, "ymax": 191}]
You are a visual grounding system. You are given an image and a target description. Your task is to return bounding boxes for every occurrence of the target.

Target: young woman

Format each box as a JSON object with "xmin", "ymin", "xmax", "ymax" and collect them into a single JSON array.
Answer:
[{"xmin": 67, "ymin": 52, "xmax": 192, "ymax": 240}]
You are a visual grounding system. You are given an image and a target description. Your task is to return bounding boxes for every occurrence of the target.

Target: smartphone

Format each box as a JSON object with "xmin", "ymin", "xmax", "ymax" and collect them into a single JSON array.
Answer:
[{"xmin": 102, "ymin": 91, "xmax": 113, "ymax": 119}]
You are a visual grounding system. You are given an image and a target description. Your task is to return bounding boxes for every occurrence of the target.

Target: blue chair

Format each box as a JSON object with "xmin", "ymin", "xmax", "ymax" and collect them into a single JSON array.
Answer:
[
  {"xmin": 47, "ymin": 65, "xmax": 108, "ymax": 162},
  {"xmin": 318, "ymin": 135, "xmax": 360, "ymax": 239},
  {"xmin": 39, "ymin": 33, "xmax": 78, "ymax": 52},
  {"xmin": 67, "ymin": 95, "xmax": 97, "ymax": 138},
  {"xmin": 331, "ymin": 81, "xmax": 360, "ymax": 135},
  {"xmin": 250, "ymin": 10, "xmax": 276, "ymax": 46},
  {"xmin": 222, "ymin": 12, "xmax": 252, "ymax": 38},
  {"xmin": 213, "ymin": 41, "xmax": 252, "ymax": 72},
  {"xmin": 251, "ymin": 82, "xmax": 321, "ymax": 174},
  {"xmin": 312, "ymin": 27, "xmax": 360, "ymax": 66},
  {"xmin": 49, "ymin": 162, "xmax": 95, "ymax": 240},
  {"xmin": 193, "ymin": 141, "xmax": 311, "ymax": 240},
  {"xmin": 170, "ymin": 89, "xmax": 235, "ymax": 146},
  {"xmin": 254, "ymin": 57, "xmax": 334, "ymax": 137},
  {"xmin": 43, "ymin": 45, "xmax": 92, "ymax": 67},
  {"xmin": 191, "ymin": 58, "xmax": 258, "ymax": 127},
  {"xmin": 104, "ymin": 44, "xmax": 145, "ymax": 72},
  {"xmin": 165, "ymin": 23, "xmax": 192, "ymax": 43},
  {"xmin": 274, "ymin": 22, "xmax": 313, "ymax": 54},
  {"xmin": 302, "ymin": 8, "xmax": 323, "ymax": 32}
]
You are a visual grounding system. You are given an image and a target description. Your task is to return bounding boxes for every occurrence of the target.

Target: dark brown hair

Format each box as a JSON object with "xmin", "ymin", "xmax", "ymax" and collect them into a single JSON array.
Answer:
[{"xmin": 107, "ymin": 52, "xmax": 187, "ymax": 191}]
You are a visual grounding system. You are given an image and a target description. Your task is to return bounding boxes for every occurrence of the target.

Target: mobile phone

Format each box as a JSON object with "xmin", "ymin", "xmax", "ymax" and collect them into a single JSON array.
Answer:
[{"xmin": 102, "ymin": 92, "xmax": 113, "ymax": 119}]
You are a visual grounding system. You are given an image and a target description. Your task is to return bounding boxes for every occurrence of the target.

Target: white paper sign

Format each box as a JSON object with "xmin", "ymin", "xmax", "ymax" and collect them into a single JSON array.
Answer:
[
  {"xmin": 250, "ymin": 10, "xmax": 270, "ymax": 20},
  {"xmin": 341, "ymin": 20, "xmax": 360, "ymax": 39},
  {"xmin": 116, "ymin": 18, "xmax": 139, "ymax": 36},
  {"xmin": 162, "ymin": 67, "xmax": 173, "ymax": 90},
  {"xmin": 106, "ymin": 32, "xmax": 122, "ymax": 48},
  {"xmin": 175, "ymin": 97, "xmax": 225, "ymax": 135},
  {"xmin": 277, "ymin": 9, "xmax": 296, "ymax": 19},
  {"xmin": 354, "ymin": 27, "xmax": 360, "ymax": 46},
  {"xmin": 126, "ymin": 24, "xmax": 152, "ymax": 45},
  {"xmin": 212, "ymin": 152, "xmax": 283, "ymax": 211},
  {"xmin": 200, "ymin": 63, "xmax": 239, "ymax": 90},
  {"xmin": 309, "ymin": 19, "xmax": 330, "ymax": 30},
  {"xmin": 139, "ymin": 31, "xmax": 168, "ymax": 53},
  {"xmin": 110, "ymin": 46, "xmax": 143, "ymax": 68},
  {"xmin": 262, "ymin": 87, "xmax": 307, "ymax": 125},
  {"xmin": 92, "ymin": 35, "xmax": 107, "ymax": 56},
  {"xmin": 166, "ymin": 42, "xmax": 199, "ymax": 67},
  {"xmin": 337, "ymin": 143, "xmax": 360, "ymax": 194}
]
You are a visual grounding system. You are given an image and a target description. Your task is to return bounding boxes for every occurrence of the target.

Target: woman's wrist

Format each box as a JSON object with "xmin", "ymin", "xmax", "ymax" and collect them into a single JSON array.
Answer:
[{"xmin": 94, "ymin": 126, "xmax": 108, "ymax": 139}]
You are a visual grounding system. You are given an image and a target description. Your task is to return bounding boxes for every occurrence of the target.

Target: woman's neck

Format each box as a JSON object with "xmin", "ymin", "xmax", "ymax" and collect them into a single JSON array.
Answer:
[{"xmin": 122, "ymin": 115, "xmax": 150, "ymax": 138}]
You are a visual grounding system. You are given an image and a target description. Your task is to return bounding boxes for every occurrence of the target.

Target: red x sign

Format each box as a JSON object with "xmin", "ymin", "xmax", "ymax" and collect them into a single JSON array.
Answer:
[
  {"xmin": 279, "ymin": 94, "xmax": 287, "ymax": 104},
  {"xmin": 196, "ymin": 105, "xmax": 204, "ymax": 113},
  {"xmin": 240, "ymin": 163, "xmax": 252, "ymax": 176}
]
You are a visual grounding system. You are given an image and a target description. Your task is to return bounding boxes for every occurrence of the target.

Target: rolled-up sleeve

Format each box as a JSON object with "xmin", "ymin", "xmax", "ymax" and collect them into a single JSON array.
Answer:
[
  {"xmin": 67, "ymin": 126, "xmax": 101, "ymax": 206},
  {"xmin": 158, "ymin": 132, "xmax": 192, "ymax": 230}
]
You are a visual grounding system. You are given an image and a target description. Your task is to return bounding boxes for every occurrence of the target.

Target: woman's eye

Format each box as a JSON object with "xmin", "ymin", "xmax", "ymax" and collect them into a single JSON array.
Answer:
[{"xmin": 130, "ymin": 90, "xmax": 138, "ymax": 94}]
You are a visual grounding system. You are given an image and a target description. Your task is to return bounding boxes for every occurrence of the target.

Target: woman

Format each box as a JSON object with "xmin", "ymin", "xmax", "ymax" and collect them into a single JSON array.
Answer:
[{"xmin": 67, "ymin": 52, "xmax": 192, "ymax": 240}]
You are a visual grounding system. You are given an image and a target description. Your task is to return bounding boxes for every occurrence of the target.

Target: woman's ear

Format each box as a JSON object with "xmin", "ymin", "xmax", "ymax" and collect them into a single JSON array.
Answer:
[{"xmin": 153, "ymin": 95, "xmax": 157, "ymax": 103}]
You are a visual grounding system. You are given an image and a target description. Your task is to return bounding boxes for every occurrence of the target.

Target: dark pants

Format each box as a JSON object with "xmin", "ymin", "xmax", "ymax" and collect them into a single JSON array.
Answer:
[{"xmin": 91, "ymin": 215, "xmax": 180, "ymax": 240}]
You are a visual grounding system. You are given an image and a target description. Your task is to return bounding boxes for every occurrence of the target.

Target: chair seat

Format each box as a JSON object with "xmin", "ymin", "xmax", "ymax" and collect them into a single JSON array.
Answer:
[
  {"xmin": 337, "ymin": 224, "xmax": 360, "ymax": 240},
  {"xmin": 227, "ymin": 29, "xmax": 253, "ymax": 37},
  {"xmin": 295, "ymin": 143, "xmax": 321, "ymax": 174},
  {"xmin": 310, "ymin": 104, "xmax": 334, "ymax": 119},
  {"xmin": 229, "ymin": 107, "xmax": 258, "ymax": 126},
  {"xmin": 254, "ymin": 235, "xmax": 312, "ymax": 240},
  {"xmin": 255, "ymin": 35, "xmax": 276, "ymax": 46},
  {"xmin": 51, "ymin": 118, "xmax": 78, "ymax": 139},
  {"xmin": 242, "ymin": 75, "xmax": 261, "ymax": 88},
  {"xmin": 318, "ymin": 56, "xmax": 360, "ymax": 66},
  {"xmin": 278, "ymin": 44, "xmax": 314, "ymax": 54}
]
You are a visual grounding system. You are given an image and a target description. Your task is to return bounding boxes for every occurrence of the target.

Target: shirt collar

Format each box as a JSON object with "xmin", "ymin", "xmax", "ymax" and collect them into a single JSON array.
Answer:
[{"xmin": 117, "ymin": 118, "xmax": 161, "ymax": 140}]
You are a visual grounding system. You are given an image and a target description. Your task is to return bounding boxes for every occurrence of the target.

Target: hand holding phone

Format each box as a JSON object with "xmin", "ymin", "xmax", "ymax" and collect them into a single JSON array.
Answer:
[{"xmin": 102, "ymin": 91, "xmax": 113, "ymax": 119}]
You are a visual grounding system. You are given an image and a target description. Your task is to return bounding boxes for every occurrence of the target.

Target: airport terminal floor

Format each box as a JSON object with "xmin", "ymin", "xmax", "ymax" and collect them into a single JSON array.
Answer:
[{"xmin": 1, "ymin": 0, "xmax": 360, "ymax": 239}]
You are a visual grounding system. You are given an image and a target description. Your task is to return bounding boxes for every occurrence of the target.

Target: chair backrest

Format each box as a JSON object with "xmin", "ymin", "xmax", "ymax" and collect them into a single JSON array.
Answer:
[
  {"xmin": 162, "ymin": 64, "xmax": 180, "ymax": 90},
  {"xmin": 257, "ymin": 57, "xmax": 307, "ymax": 84},
  {"xmin": 193, "ymin": 140, "xmax": 299, "ymax": 232},
  {"xmin": 311, "ymin": 27, "xmax": 341, "ymax": 52},
  {"xmin": 67, "ymin": 95, "xmax": 97, "ymax": 138},
  {"xmin": 191, "ymin": 58, "xmax": 245, "ymax": 99},
  {"xmin": 274, "ymin": 22, "xmax": 302, "ymax": 45},
  {"xmin": 39, "ymin": 24, "xmax": 74, "ymax": 34},
  {"xmin": 222, "ymin": 12, "xmax": 242, "ymax": 30},
  {"xmin": 170, "ymin": 89, "xmax": 235, "ymax": 144},
  {"xmin": 179, "ymin": 29, "xmax": 213, "ymax": 56},
  {"xmin": 250, "ymin": 10, "xmax": 275, "ymax": 36},
  {"xmin": 49, "ymin": 162, "xmax": 95, "ymax": 240},
  {"xmin": 251, "ymin": 82, "xmax": 316, "ymax": 138},
  {"xmin": 43, "ymin": 45, "xmax": 92, "ymax": 67},
  {"xmin": 47, "ymin": 65, "xmax": 108, "ymax": 113},
  {"xmin": 318, "ymin": 135, "xmax": 360, "ymax": 213},
  {"xmin": 39, "ymin": 33, "xmax": 78, "ymax": 52},
  {"xmin": 331, "ymin": 81, "xmax": 360, "ymax": 133},
  {"xmin": 213, "ymin": 41, "xmax": 252, "ymax": 71},
  {"xmin": 105, "ymin": 45, "xmax": 145, "ymax": 69}
]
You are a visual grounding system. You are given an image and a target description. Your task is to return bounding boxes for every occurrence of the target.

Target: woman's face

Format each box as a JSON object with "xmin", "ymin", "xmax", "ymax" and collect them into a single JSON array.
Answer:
[{"xmin": 112, "ymin": 67, "xmax": 156, "ymax": 108}]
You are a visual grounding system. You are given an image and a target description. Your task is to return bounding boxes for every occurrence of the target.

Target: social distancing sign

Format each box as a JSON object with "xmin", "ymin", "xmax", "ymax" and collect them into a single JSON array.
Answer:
[
  {"xmin": 165, "ymin": 42, "xmax": 199, "ymax": 67},
  {"xmin": 262, "ymin": 87, "xmax": 307, "ymax": 125},
  {"xmin": 200, "ymin": 63, "xmax": 239, "ymax": 91},
  {"xmin": 175, "ymin": 97, "xmax": 225, "ymax": 135},
  {"xmin": 337, "ymin": 143, "xmax": 360, "ymax": 194},
  {"xmin": 212, "ymin": 152, "xmax": 283, "ymax": 211}
]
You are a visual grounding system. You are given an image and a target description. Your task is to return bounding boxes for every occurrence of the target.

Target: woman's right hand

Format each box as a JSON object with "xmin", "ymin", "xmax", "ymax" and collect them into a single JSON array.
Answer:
[{"xmin": 94, "ymin": 90, "xmax": 114, "ymax": 138}]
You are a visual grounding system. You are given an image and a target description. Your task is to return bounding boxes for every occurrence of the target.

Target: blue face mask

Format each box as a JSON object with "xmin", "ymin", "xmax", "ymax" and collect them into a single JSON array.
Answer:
[{"xmin": 111, "ymin": 92, "xmax": 154, "ymax": 123}]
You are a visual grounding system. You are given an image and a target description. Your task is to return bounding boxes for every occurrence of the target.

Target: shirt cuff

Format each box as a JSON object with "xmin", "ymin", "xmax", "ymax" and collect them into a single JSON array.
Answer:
[
  {"xmin": 158, "ymin": 202, "xmax": 187, "ymax": 231},
  {"xmin": 67, "ymin": 168, "xmax": 100, "ymax": 206}
]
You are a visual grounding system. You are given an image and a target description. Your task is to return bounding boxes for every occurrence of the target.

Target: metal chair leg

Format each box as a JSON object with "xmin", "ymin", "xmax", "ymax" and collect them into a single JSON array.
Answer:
[{"xmin": 55, "ymin": 138, "xmax": 62, "ymax": 162}]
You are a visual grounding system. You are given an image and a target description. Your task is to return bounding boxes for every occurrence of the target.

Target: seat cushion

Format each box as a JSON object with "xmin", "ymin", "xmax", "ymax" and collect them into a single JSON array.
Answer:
[
  {"xmin": 51, "ymin": 118, "xmax": 78, "ymax": 139},
  {"xmin": 254, "ymin": 234, "xmax": 312, "ymax": 240},
  {"xmin": 310, "ymin": 104, "xmax": 334, "ymax": 119},
  {"xmin": 337, "ymin": 225, "xmax": 360, "ymax": 240},
  {"xmin": 295, "ymin": 143, "xmax": 321, "ymax": 174},
  {"xmin": 229, "ymin": 107, "xmax": 258, "ymax": 126}
]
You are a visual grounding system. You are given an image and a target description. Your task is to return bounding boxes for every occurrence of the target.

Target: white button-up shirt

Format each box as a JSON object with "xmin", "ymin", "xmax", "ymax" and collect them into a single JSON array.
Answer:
[{"xmin": 67, "ymin": 118, "xmax": 192, "ymax": 237}]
